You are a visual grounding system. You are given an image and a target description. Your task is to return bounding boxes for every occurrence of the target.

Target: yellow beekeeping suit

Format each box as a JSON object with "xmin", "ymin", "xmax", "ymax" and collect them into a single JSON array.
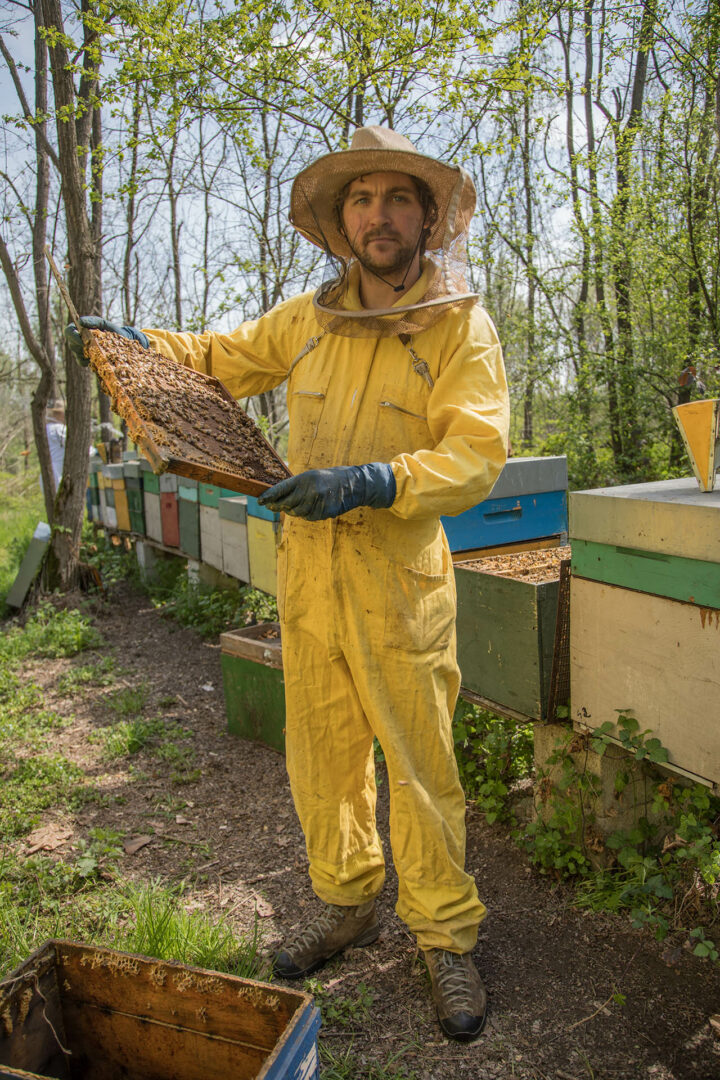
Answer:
[{"xmin": 145, "ymin": 264, "xmax": 509, "ymax": 952}]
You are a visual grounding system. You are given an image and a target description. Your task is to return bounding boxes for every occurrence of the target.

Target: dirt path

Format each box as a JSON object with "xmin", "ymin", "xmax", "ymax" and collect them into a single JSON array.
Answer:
[{"xmin": 19, "ymin": 585, "xmax": 720, "ymax": 1080}]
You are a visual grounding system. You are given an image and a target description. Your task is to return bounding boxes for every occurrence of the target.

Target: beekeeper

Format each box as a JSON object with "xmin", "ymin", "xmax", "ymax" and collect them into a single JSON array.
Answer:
[{"xmin": 66, "ymin": 126, "xmax": 509, "ymax": 1043}]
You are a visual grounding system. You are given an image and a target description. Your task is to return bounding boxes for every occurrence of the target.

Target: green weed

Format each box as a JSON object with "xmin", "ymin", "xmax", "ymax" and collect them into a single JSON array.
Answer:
[
  {"xmin": 56, "ymin": 656, "xmax": 117, "ymax": 694},
  {"xmin": 0, "ymin": 470, "xmax": 45, "ymax": 605},
  {"xmin": 454, "ymin": 701, "xmax": 533, "ymax": 824},
  {"xmin": 115, "ymin": 880, "xmax": 270, "ymax": 978},
  {"xmin": 305, "ymin": 979, "xmax": 374, "ymax": 1029},
  {"xmin": 0, "ymin": 754, "xmax": 87, "ymax": 840},
  {"xmin": 89, "ymin": 715, "xmax": 186, "ymax": 759},
  {"xmin": 0, "ymin": 602, "xmax": 103, "ymax": 662}
]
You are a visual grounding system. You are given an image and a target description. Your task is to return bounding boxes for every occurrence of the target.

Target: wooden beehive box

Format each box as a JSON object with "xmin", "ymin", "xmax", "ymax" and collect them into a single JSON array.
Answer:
[
  {"xmin": 455, "ymin": 547, "xmax": 569, "ymax": 721},
  {"xmin": 570, "ymin": 478, "xmax": 720, "ymax": 786},
  {"xmin": 0, "ymin": 940, "xmax": 320, "ymax": 1080},
  {"xmin": 221, "ymin": 624, "xmax": 285, "ymax": 753},
  {"xmin": 84, "ymin": 330, "xmax": 290, "ymax": 496},
  {"xmin": 442, "ymin": 456, "xmax": 568, "ymax": 556},
  {"xmin": 220, "ymin": 497, "xmax": 250, "ymax": 583}
]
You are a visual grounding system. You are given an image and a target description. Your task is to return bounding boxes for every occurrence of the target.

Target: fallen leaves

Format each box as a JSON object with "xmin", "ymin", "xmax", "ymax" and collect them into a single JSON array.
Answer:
[{"xmin": 25, "ymin": 824, "xmax": 72, "ymax": 854}]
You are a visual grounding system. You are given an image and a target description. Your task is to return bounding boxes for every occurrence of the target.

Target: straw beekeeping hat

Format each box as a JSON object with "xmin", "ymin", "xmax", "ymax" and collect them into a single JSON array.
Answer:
[
  {"xmin": 290, "ymin": 126, "xmax": 476, "ymax": 260},
  {"xmin": 290, "ymin": 127, "xmax": 479, "ymax": 339}
]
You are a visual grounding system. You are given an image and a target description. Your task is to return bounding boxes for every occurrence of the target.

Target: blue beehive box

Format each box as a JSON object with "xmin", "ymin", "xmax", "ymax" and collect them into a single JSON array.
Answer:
[
  {"xmin": 246, "ymin": 494, "xmax": 281, "ymax": 522},
  {"xmin": 442, "ymin": 456, "xmax": 568, "ymax": 555},
  {"xmin": 0, "ymin": 940, "xmax": 321, "ymax": 1079}
]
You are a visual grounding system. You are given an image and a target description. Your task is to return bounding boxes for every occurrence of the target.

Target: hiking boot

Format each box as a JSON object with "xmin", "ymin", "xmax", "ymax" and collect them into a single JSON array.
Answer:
[
  {"xmin": 272, "ymin": 900, "xmax": 379, "ymax": 979},
  {"xmin": 424, "ymin": 949, "xmax": 488, "ymax": 1042}
]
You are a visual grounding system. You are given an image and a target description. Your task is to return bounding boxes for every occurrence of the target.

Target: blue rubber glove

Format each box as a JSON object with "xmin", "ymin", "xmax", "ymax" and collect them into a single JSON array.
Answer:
[
  {"xmin": 64, "ymin": 316, "xmax": 149, "ymax": 366},
  {"xmin": 258, "ymin": 463, "xmax": 396, "ymax": 521}
]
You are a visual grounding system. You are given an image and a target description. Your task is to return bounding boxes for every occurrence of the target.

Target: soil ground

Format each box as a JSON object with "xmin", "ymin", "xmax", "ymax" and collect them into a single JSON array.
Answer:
[{"xmin": 15, "ymin": 584, "xmax": 720, "ymax": 1080}]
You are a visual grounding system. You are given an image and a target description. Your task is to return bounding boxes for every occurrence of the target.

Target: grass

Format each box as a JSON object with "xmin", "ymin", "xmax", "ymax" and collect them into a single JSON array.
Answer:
[{"xmin": 0, "ymin": 468, "xmax": 45, "ymax": 605}]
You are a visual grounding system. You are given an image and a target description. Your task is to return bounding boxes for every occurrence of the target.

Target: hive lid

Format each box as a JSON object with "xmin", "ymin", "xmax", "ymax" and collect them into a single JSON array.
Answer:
[
  {"xmin": 85, "ymin": 330, "xmax": 291, "ymax": 496},
  {"xmin": 489, "ymin": 455, "xmax": 568, "ymax": 499},
  {"xmin": 570, "ymin": 478, "xmax": 720, "ymax": 562}
]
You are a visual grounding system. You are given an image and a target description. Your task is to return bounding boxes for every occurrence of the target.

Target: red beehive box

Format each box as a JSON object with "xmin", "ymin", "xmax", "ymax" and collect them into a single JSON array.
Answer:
[{"xmin": 160, "ymin": 493, "xmax": 180, "ymax": 548}]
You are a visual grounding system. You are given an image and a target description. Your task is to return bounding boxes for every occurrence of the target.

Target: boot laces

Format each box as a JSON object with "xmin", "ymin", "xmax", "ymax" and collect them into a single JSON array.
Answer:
[
  {"xmin": 287, "ymin": 904, "xmax": 346, "ymax": 953},
  {"xmin": 434, "ymin": 951, "xmax": 475, "ymax": 1013}
]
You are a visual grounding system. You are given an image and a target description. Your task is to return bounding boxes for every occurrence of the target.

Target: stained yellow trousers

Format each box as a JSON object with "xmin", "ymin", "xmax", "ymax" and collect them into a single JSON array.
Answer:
[{"xmin": 278, "ymin": 509, "xmax": 486, "ymax": 954}]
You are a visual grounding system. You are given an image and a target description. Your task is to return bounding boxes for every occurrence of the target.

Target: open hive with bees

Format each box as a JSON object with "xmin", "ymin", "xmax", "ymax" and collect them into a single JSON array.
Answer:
[{"xmin": 85, "ymin": 330, "xmax": 291, "ymax": 494}]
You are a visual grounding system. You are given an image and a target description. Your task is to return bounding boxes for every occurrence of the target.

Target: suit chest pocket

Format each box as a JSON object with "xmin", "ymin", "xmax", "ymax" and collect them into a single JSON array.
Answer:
[
  {"xmin": 288, "ymin": 383, "xmax": 329, "ymax": 470},
  {"xmin": 373, "ymin": 382, "xmax": 432, "ymax": 459}
]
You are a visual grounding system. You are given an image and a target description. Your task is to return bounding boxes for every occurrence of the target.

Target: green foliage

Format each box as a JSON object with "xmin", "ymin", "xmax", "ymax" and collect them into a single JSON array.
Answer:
[
  {"xmin": 115, "ymin": 880, "xmax": 269, "ymax": 979},
  {"xmin": 0, "ymin": 754, "xmax": 87, "ymax": 840},
  {"xmin": 154, "ymin": 577, "xmax": 278, "ymax": 638},
  {"xmin": 0, "ymin": 471, "xmax": 45, "ymax": 606},
  {"xmin": 56, "ymin": 656, "xmax": 117, "ymax": 694},
  {"xmin": 0, "ymin": 602, "xmax": 103, "ymax": 663},
  {"xmin": 525, "ymin": 722, "xmax": 720, "ymax": 953},
  {"xmin": 104, "ymin": 682, "xmax": 151, "ymax": 719},
  {"xmin": 305, "ymin": 979, "xmax": 375, "ymax": 1029},
  {"xmin": 453, "ymin": 701, "xmax": 533, "ymax": 823}
]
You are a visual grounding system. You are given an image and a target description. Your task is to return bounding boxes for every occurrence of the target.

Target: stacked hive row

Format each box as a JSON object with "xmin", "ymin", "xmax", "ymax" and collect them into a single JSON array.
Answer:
[{"xmin": 87, "ymin": 457, "xmax": 281, "ymax": 596}]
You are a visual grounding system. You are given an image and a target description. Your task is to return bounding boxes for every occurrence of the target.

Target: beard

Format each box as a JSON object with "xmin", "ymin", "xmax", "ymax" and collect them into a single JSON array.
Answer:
[{"xmin": 353, "ymin": 229, "xmax": 422, "ymax": 277}]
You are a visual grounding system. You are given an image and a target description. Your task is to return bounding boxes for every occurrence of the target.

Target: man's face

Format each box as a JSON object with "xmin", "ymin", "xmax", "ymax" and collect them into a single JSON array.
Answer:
[{"xmin": 341, "ymin": 171, "xmax": 427, "ymax": 276}]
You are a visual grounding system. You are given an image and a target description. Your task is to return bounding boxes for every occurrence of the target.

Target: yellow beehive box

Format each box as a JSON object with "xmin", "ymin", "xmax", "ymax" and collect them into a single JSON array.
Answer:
[
  {"xmin": 114, "ymin": 489, "xmax": 131, "ymax": 532},
  {"xmin": 248, "ymin": 516, "xmax": 281, "ymax": 596},
  {"xmin": 571, "ymin": 576, "xmax": 720, "ymax": 787}
]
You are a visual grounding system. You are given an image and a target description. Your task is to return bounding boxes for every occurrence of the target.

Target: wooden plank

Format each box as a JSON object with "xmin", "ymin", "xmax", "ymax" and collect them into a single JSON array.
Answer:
[
  {"xmin": 5, "ymin": 533, "xmax": 49, "ymax": 609},
  {"xmin": 572, "ymin": 539, "xmax": 720, "ymax": 608},
  {"xmin": 221, "ymin": 519, "xmax": 250, "ymax": 583},
  {"xmin": 220, "ymin": 624, "xmax": 282, "ymax": 668},
  {"xmin": 55, "ymin": 946, "xmax": 302, "ymax": 1054},
  {"xmin": 59, "ymin": 1001, "xmax": 267, "ymax": 1080},
  {"xmin": 452, "ymin": 535, "xmax": 563, "ymax": 564},
  {"xmin": 0, "ymin": 950, "xmax": 69, "ymax": 1080},
  {"xmin": 570, "ymin": 577, "xmax": 720, "ymax": 786},
  {"xmin": 569, "ymin": 478, "xmax": 720, "ymax": 562}
]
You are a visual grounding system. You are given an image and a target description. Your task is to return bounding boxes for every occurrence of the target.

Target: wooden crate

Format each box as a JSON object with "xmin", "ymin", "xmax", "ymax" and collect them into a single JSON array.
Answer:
[
  {"xmin": 221, "ymin": 624, "xmax": 285, "ymax": 752},
  {"xmin": 200, "ymin": 504, "xmax": 223, "ymax": 571},
  {"xmin": 220, "ymin": 497, "xmax": 250, "ymax": 583},
  {"xmin": 0, "ymin": 940, "xmax": 320, "ymax": 1080},
  {"xmin": 248, "ymin": 517, "xmax": 281, "ymax": 596},
  {"xmin": 571, "ymin": 576, "xmax": 720, "ymax": 786},
  {"xmin": 454, "ymin": 558, "xmax": 562, "ymax": 720}
]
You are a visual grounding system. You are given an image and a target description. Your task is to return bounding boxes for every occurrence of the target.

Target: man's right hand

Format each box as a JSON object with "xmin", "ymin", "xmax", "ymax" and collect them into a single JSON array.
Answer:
[{"xmin": 64, "ymin": 316, "xmax": 150, "ymax": 366}]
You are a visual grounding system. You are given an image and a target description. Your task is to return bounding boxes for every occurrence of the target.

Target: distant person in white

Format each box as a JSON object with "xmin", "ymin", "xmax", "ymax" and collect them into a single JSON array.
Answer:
[{"xmin": 45, "ymin": 400, "xmax": 67, "ymax": 487}]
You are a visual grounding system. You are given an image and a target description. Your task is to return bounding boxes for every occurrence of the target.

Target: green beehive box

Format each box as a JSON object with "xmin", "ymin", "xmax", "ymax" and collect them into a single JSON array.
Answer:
[
  {"xmin": 178, "ymin": 477, "xmax": 199, "ymax": 502},
  {"xmin": 200, "ymin": 482, "xmax": 220, "ymax": 507},
  {"xmin": 454, "ymin": 559, "xmax": 561, "ymax": 721},
  {"xmin": 130, "ymin": 510, "xmax": 146, "ymax": 535},
  {"xmin": 178, "ymin": 498, "xmax": 200, "ymax": 559},
  {"xmin": 126, "ymin": 489, "xmax": 144, "ymax": 514},
  {"xmin": 141, "ymin": 460, "xmax": 161, "ymax": 495},
  {"xmin": 221, "ymin": 623, "xmax": 285, "ymax": 753}
]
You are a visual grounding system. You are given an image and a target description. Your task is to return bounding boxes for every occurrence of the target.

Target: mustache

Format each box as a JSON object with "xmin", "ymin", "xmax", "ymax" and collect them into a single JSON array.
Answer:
[{"xmin": 361, "ymin": 229, "xmax": 400, "ymax": 242}]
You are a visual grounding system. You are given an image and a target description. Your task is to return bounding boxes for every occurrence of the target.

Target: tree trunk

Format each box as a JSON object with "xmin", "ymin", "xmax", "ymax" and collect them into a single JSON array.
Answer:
[{"xmin": 41, "ymin": 0, "xmax": 97, "ymax": 591}]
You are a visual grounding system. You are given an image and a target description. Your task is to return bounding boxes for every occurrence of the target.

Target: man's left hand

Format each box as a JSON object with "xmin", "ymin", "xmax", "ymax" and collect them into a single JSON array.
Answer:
[{"xmin": 258, "ymin": 463, "xmax": 396, "ymax": 521}]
